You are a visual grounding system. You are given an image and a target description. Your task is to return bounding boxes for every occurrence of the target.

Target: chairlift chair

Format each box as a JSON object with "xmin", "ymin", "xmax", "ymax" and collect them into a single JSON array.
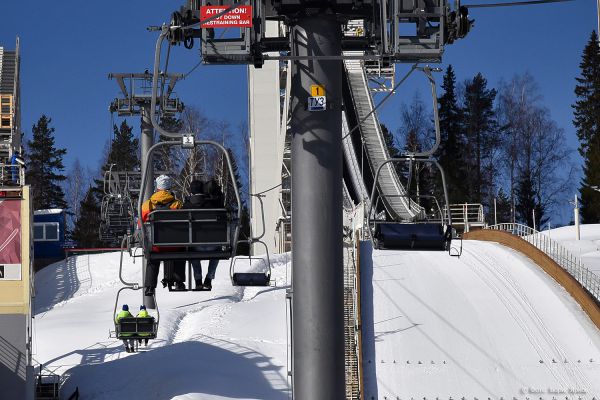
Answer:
[
  {"xmin": 138, "ymin": 137, "xmax": 242, "ymax": 265},
  {"xmin": 112, "ymin": 246, "xmax": 160, "ymax": 341},
  {"xmin": 368, "ymin": 157, "xmax": 453, "ymax": 252},
  {"xmin": 230, "ymin": 240, "xmax": 272, "ymax": 286},
  {"xmin": 112, "ymin": 287, "xmax": 159, "ymax": 341},
  {"xmin": 230, "ymin": 194, "xmax": 272, "ymax": 287}
]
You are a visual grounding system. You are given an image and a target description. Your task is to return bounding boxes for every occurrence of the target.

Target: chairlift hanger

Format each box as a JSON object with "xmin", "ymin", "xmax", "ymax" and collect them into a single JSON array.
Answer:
[
  {"xmin": 230, "ymin": 193, "xmax": 272, "ymax": 287},
  {"xmin": 137, "ymin": 138, "xmax": 242, "ymax": 264},
  {"xmin": 367, "ymin": 157, "xmax": 453, "ymax": 252},
  {"xmin": 113, "ymin": 235, "xmax": 160, "ymax": 341}
]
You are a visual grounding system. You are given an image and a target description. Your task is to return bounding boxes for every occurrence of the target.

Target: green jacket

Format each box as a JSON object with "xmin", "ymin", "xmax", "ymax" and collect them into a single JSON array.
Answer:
[
  {"xmin": 115, "ymin": 310, "xmax": 133, "ymax": 323},
  {"xmin": 115, "ymin": 310, "xmax": 133, "ymax": 337},
  {"xmin": 136, "ymin": 309, "xmax": 152, "ymax": 337}
]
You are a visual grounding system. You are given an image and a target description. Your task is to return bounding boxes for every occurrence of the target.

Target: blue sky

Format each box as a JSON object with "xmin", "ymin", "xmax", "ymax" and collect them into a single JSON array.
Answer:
[{"xmin": 0, "ymin": 0, "xmax": 597, "ymax": 223}]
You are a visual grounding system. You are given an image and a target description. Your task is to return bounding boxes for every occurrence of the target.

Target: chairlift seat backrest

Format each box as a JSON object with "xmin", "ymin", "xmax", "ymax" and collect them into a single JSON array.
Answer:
[
  {"xmin": 148, "ymin": 208, "xmax": 232, "ymax": 246},
  {"xmin": 374, "ymin": 222, "xmax": 448, "ymax": 250},
  {"xmin": 116, "ymin": 317, "xmax": 157, "ymax": 339}
]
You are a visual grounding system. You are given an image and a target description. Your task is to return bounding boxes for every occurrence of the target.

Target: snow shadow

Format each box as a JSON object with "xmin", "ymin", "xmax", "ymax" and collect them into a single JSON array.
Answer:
[
  {"xmin": 34, "ymin": 256, "xmax": 81, "ymax": 314},
  {"xmin": 359, "ymin": 240, "xmax": 379, "ymax": 400},
  {"xmin": 42, "ymin": 341, "xmax": 124, "ymax": 368},
  {"xmin": 60, "ymin": 341, "xmax": 289, "ymax": 399}
]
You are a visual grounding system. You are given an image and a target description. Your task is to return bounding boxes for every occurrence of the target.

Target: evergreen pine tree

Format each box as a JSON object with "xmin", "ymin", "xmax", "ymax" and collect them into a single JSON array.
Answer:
[
  {"xmin": 25, "ymin": 115, "xmax": 68, "ymax": 210},
  {"xmin": 516, "ymin": 172, "xmax": 547, "ymax": 229},
  {"xmin": 580, "ymin": 132, "xmax": 600, "ymax": 223},
  {"xmin": 437, "ymin": 65, "xmax": 466, "ymax": 203},
  {"xmin": 573, "ymin": 31, "xmax": 600, "ymax": 222},
  {"xmin": 71, "ymin": 187, "xmax": 104, "ymax": 247},
  {"xmin": 494, "ymin": 187, "xmax": 512, "ymax": 224},
  {"xmin": 462, "ymin": 73, "xmax": 499, "ymax": 206},
  {"xmin": 105, "ymin": 121, "xmax": 140, "ymax": 171},
  {"xmin": 381, "ymin": 123, "xmax": 399, "ymax": 158}
]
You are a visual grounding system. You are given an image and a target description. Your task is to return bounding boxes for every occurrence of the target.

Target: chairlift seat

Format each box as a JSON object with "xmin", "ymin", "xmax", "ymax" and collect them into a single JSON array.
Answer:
[
  {"xmin": 374, "ymin": 222, "xmax": 448, "ymax": 251},
  {"xmin": 115, "ymin": 317, "xmax": 157, "ymax": 340},
  {"xmin": 145, "ymin": 208, "xmax": 236, "ymax": 261},
  {"xmin": 232, "ymin": 273, "xmax": 271, "ymax": 287}
]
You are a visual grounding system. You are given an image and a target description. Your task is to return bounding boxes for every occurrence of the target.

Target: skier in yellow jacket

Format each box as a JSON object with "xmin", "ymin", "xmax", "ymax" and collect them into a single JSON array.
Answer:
[
  {"xmin": 115, "ymin": 304, "xmax": 135, "ymax": 353},
  {"xmin": 136, "ymin": 305, "xmax": 152, "ymax": 347},
  {"xmin": 141, "ymin": 175, "xmax": 184, "ymax": 295}
]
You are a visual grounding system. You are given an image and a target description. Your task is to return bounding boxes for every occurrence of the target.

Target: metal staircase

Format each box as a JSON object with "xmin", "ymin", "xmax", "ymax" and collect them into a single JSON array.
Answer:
[
  {"xmin": 343, "ymin": 58, "xmax": 421, "ymax": 222},
  {"xmin": 343, "ymin": 240, "xmax": 360, "ymax": 399}
]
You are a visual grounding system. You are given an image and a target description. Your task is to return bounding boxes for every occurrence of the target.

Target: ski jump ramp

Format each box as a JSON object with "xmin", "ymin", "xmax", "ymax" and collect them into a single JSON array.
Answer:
[{"xmin": 360, "ymin": 240, "xmax": 600, "ymax": 398}]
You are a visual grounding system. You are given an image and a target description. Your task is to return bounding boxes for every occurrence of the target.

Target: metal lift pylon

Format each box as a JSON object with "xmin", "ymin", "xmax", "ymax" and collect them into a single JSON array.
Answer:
[{"xmin": 290, "ymin": 15, "xmax": 346, "ymax": 399}]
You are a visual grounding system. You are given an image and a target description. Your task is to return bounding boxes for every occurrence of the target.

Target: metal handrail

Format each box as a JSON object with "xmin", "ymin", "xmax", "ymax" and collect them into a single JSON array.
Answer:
[
  {"xmin": 444, "ymin": 203, "xmax": 485, "ymax": 224},
  {"xmin": 487, "ymin": 223, "xmax": 600, "ymax": 302}
]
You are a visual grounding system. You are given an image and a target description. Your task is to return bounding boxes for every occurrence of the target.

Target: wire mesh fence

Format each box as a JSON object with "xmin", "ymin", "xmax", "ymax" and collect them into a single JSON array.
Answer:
[{"xmin": 488, "ymin": 223, "xmax": 600, "ymax": 303}]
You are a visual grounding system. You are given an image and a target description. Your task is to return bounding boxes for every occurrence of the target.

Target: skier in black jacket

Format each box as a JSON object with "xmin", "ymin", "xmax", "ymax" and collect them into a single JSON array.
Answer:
[{"xmin": 183, "ymin": 179, "xmax": 224, "ymax": 290}]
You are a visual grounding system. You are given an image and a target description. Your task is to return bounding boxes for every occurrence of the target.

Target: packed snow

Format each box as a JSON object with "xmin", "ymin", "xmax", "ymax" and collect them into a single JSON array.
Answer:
[
  {"xmin": 32, "ymin": 233, "xmax": 600, "ymax": 399},
  {"xmin": 33, "ymin": 251, "xmax": 292, "ymax": 399},
  {"xmin": 540, "ymin": 224, "xmax": 600, "ymax": 276},
  {"xmin": 361, "ymin": 240, "xmax": 600, "ymax": 399}
]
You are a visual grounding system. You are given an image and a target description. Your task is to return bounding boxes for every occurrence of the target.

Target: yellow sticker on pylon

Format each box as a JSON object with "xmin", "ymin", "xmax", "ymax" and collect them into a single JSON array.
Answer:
[{"xmin": 311, "ymin": 84, "xmax": 326, "ymax": 97}]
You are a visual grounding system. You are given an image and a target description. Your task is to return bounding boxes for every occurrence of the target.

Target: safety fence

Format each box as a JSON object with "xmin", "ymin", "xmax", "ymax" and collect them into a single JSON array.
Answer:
[{"xmin": 487, "ymin": 223, "xmax": 600, "ymax": 303}]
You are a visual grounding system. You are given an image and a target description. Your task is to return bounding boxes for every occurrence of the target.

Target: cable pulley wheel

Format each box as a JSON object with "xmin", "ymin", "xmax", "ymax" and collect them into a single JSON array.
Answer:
[{"xmin": 169, "ymin": 11, "xmax": 185, "ymax": 45}]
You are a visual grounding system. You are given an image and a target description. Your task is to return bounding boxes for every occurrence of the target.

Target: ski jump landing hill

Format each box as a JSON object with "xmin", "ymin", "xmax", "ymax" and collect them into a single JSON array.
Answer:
[{"xmin": 360, "ymin": 226, "xmax": 600, "ymax": 399}]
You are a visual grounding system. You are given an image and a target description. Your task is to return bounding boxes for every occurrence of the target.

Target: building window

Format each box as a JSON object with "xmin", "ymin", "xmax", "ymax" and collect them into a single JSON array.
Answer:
[{"xmin": 33, "ymin": 223, "xmax": 60, "ymax": 242}]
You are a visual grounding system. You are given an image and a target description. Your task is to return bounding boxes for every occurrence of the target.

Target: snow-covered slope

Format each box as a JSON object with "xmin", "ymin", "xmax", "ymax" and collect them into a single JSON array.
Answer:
[
  {"xmin": 540, "ymin": 224, "xmax": 600, "ymax": 276},
  {"xmin": 361, "ymin": 240, "xmax": 600, "ymax": 399},
  {"xmin": 34, "ymin": 236, "xmax": 600, "ymax": 399},
  {"xmin": 33, "ymin": 251, "xmax": 291, "ymax": 400}
]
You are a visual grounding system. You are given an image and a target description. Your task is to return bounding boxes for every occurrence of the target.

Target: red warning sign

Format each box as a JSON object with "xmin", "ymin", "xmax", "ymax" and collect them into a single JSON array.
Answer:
[{"xmin": 200, "ymin": 5, "xmax": 253, "ymax": 28}]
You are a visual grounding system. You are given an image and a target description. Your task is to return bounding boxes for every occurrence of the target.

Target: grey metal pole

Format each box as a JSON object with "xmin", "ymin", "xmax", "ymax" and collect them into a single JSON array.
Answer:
[
  {"xmin": 290, "ymin": 15, "xmax": 345, "ymax": 400},
  {"xmin": 141, "ymin": 104, "xmax": 156, "ymax": 309}
]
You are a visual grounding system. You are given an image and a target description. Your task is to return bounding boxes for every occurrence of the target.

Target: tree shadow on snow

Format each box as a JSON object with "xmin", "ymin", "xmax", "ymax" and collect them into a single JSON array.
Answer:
[
  {"xmin": 34, "ymin": 256, "xmax": 81, "ymax": 314},
  {"xmin": 60, "ymin": 340, "xmax": 289, "ymax": 399}
]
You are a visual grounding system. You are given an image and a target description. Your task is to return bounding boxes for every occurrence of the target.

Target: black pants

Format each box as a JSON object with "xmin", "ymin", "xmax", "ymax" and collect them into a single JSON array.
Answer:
[
  {"xmin": 145, "ymin": 260, "xmax": 160, "ymax": 288},
  {"xmin": 144, "ymin": 260, "xmax": 186, "ymax": 288}
]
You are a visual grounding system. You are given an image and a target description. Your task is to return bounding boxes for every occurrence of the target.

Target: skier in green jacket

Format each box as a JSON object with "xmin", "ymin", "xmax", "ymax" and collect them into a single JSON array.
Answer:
[
  {"xmin": 136, "ymin": 305, "xmax": 151, "ymax": 347},
  {"xmin": 115, "ymin": 304, "xmax": 136, "ymax": 353}
]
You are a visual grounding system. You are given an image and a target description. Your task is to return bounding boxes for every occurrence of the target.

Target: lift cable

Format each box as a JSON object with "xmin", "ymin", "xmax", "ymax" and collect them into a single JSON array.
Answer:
[{"xmin": 183, "ymin": 61, "xmax": 202, "ymax": 79}]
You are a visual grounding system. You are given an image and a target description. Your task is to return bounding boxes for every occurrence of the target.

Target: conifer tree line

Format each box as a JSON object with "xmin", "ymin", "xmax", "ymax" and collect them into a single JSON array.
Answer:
[
  {"xmin": 573, "ymin": 31, "xmax": 600, "ymax": 224},
  {"xmin": 388, "ymin": 39, "xmax": 600, "ymax": 228}
]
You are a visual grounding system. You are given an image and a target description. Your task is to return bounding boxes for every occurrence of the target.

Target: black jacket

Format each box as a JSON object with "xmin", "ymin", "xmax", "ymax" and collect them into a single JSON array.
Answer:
[{"xmin": 183, "ymin": 194, "xmax": 223, "ymax": 209}]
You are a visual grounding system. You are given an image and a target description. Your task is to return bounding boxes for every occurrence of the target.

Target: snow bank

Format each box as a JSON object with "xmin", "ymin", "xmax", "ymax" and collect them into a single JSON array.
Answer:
[{"xmin": 540, "ymin": 224, "xmax": 600, "ymax": 276}]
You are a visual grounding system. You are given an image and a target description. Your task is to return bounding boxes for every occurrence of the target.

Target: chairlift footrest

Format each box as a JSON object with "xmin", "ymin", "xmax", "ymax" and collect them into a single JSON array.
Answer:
[{"xmin": 232, "ymin": 273, "xmax": 271, "ymax": 287}]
